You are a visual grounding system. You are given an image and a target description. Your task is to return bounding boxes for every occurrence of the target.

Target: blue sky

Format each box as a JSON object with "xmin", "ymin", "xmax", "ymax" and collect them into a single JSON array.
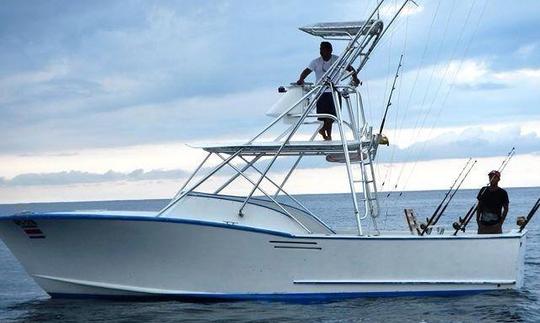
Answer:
[{"xmin": 1, "ymin": 0, "xmax": 539, "ymax": 202}]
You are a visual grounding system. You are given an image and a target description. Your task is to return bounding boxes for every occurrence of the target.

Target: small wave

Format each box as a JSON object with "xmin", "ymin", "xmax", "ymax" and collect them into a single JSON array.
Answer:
[{"xmin": 525, "ymin": 261, "xmax": 540, "ymax": 266}]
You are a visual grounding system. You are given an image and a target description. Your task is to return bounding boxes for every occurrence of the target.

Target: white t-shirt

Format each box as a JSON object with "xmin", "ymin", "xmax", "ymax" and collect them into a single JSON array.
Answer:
[{"xmin": 308, "ymin": 54, "xmax": 339, "ymax": 82}]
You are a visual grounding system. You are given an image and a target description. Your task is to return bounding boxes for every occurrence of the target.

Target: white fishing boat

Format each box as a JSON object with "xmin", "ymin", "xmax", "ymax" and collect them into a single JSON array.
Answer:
[{"xmin": 0, "ymin": 0, "xmax": 537, "ymax": 300}]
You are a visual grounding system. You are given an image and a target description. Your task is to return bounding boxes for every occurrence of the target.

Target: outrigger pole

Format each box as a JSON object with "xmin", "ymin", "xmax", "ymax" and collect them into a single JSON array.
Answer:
[
  {"xmin": 379, "ymin": 54, "xmax": 403, "ymax": 135},
  {"xmin": 420, "ymin": 158, "xmax": 476, "ymax": 235},
  {"xmin": 452, "ymin": 147, "xmax": 516, "ymax": 235}
]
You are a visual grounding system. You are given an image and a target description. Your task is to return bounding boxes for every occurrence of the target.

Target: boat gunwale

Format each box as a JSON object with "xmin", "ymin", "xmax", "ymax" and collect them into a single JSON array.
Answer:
[{"xmin": 0, "ymin": 212, "xmax": 526, "ymax": 241}]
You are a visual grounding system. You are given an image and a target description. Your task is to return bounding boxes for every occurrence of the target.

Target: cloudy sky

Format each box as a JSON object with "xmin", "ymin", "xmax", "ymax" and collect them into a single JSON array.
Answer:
[{"xmin": 1, "ymin": 0, "xmax": 539, "ymax": 203}]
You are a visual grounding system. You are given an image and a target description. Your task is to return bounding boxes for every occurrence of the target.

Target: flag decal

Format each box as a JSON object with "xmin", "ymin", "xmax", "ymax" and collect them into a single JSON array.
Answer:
[{"xmin": 14, "ymin": 220, "xmax": 46, "ymax": 239}]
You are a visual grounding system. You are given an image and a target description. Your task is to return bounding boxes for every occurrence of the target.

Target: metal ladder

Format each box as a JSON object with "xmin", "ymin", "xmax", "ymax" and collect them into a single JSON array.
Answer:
[{"xmin": 351, "ymin": 132, "xmax": 380, "ymax": 234}]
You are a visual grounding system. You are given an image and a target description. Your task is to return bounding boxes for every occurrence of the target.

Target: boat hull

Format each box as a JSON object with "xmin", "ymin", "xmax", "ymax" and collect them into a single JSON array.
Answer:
[{"xmin": 0, "ymin": 215, "xmax": 527, "ymax": 300}]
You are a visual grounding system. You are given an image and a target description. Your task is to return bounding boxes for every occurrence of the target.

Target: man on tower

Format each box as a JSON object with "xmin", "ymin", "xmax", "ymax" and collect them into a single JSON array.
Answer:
[{"xmin": 296, "ymin": 41, "xmax": 360, "ymax": 141}]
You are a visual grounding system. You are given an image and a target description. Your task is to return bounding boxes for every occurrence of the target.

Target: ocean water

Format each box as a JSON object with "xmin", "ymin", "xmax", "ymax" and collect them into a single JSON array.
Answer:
[{"xmin": 0, "ymin": 187, "xmax": 539, "ymax": 322}]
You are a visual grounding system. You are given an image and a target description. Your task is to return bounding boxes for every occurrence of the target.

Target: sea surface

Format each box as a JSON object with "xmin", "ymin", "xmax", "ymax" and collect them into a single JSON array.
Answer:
[{"xmin": 0, "ymin": 187, "xmax": 539, "ymax": 322}]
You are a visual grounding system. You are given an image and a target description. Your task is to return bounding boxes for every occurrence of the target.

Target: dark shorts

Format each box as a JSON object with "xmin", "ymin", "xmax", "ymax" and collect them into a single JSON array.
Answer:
[
  {"xmin": 477, "ymin": 222, "xmax": 502, "ymax": 234},
  {"xmin": 316, "ymin": 92, "xmax": 340, "ymax": 121}
]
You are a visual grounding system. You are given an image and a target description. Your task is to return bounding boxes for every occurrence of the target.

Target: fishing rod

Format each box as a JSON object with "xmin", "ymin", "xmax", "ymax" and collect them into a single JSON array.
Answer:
[
  {"xmin": 424, "ymin": 160, "xmax": 476, "ymax": 232},
  {"xmin": 379, "ymin": 54, "xmax": 403, "ymax": 135},
  {"xmin": 452, "ymin": 205, "xmax": 476, "ymax": 234},
  {"xmin": 422, "ymin": 158, "xmax": 473, "ymax": 230},
  {"xmin": 420, "ymin": 158, "xmax": 476, "ymax": 235},
  {"xmin": 452, "ymin": 147, "xmax": 516, "ymax": 235},
  {"xmin": 519, "ymin": 197, "xmax": 540, "ymax": 233},
  {"xmin": 379, "ymin": 55, "xmax": 404, "ymax": 202},
  {"xmin": 498, "ymin": 147, "xmax": 515, "ymax": 173},
  {"xmin": 419, "ymin": 158, "xmax": 473, "ymax": 234}
]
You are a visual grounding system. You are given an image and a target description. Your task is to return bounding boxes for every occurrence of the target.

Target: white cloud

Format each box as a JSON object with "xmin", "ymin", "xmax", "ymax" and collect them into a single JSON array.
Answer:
[
  {"xmin": 0, "ymin": 85, "xmax": 280, "ymax": 153},
  {"xmin": 382, "ymin": 120, "xmax": 540, "ymax": 149},
  {"xmin": 0, "ymin": 2, "xmax": 232, "ymax": 131},
  {"xmin": 493, "ymin": 68, "xmax": 540, "ymax": 83},
  {"xmin": 376, "ymin": 123, "xmax": 540, "ymax": 167},
  {"xmin": 99, "ymin": 76, "xmax": 142, "ymax": 94},
  {"xmin": 379, "ymin": 2, "xmax": 423, "ymax": 20},
  {"xmin": 2, "ymin": 153, "xmax": 539, "ymax": 204},
  {"xmin": 0, "ymin": 180, "xmax": 183, "ymax": 204},
  {"xmin": 0, "ymin": 168, "xmax": 189, "ymax": 187},
  {"xmin": 0, "ymin": 61, "xmax": 73, "ymax": 103},
  {"xmin": 515, "ymin": 43, "xmax": 536, "ymax": 59},
  {"xmin": 0, "ymin": 143, "xmax": 210, "ymax": 178},
  {"xmin": 445, "ymin": 60, "xmax": 489, "ymax": 85},
  {"xmin": 429, "ymin": 58, "xmax": 540, "ymax": 88},
  {"xmin": 337, "ymin": 0, "xmax": 423, "ymax": 21},
  {"xmin": 0, "ymin": 61, "xmax": 71, "ymax": 86}
]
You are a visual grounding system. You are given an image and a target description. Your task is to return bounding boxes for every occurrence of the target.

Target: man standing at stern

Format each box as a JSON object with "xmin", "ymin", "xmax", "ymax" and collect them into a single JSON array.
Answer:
[{"xmin": 476, "ymin": 170, "xmax": 509, "ymax": 234}]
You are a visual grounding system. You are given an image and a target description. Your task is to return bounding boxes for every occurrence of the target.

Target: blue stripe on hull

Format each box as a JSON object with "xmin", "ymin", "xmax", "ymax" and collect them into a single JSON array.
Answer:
[
  {"xmin": 0, "ymin": 213, "xmax": 525, "ymax": 241},
  {"xmin": 49, "ymin": 289, "xmax": 488, "ymax": 302}
]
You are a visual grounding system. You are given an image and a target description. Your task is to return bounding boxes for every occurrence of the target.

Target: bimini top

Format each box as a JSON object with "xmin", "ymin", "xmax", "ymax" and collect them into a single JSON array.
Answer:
[{"xmin": 299, "ymin": 20, "xmax": 384, "ymax": 38}]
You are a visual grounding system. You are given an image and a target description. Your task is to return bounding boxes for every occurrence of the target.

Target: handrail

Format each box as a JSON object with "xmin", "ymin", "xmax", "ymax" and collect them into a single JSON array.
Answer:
[
  {"xmin": 331, "ymin": 82, "xmax": 363, "ymax": 235},
  {"xmin": 273, "ymin": 126, "xmax": 322, "ymax": 199},
  {"xmin": 237, "ymin": 155, "xmax": 334, "ymax": 233},
  {"xmin": 285, "ymin": 113, "xmax": 355, "ymax": 134},
  {"xmin": 237, "ymin": 82, "xmax": 331, "ymax": 216},
  {"xmin": 157, "ymin": 149, "xmax": 243, "ymax": 216},
  {"xmin": 172, "ymin": 152, "xmax": 212, "ymax": 200},
  {"xmin": 214, "ymin": 154, "xmax": 265, "ymax": 194},
  {"xmin": 214, "ymin": 153, "xmax": 312, "ymax": 233}
]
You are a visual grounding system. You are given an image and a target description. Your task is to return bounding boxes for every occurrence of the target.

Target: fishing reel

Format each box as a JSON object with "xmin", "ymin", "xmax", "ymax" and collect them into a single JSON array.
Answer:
[
  {"xmin": 453, "ymin": 217, "xmax": 466, "ymax": 232},
  {"xmin": 419, "ymin": 222, "xmax": 432, "ymax": 235},
  {"xmin": 452, "ymin": 221, "xmax": 463, "ymax": 232},
  {"xmin": 378, "ymin": 134, "xmax": 389, "ymax": 146}
]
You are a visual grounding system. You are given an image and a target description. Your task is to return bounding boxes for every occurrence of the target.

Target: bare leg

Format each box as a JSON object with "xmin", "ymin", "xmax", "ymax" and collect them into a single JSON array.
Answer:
[
  {"xmin": 324, "ymin": 119, "xmax": 332, "ymax": 141},
  {"xmin": 319, "ymin": 120, "xmax": 332, "ymax": 140},
  {"xmin": 318, "ymin": 127, "xmax": 327, "ymax": 140}
]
